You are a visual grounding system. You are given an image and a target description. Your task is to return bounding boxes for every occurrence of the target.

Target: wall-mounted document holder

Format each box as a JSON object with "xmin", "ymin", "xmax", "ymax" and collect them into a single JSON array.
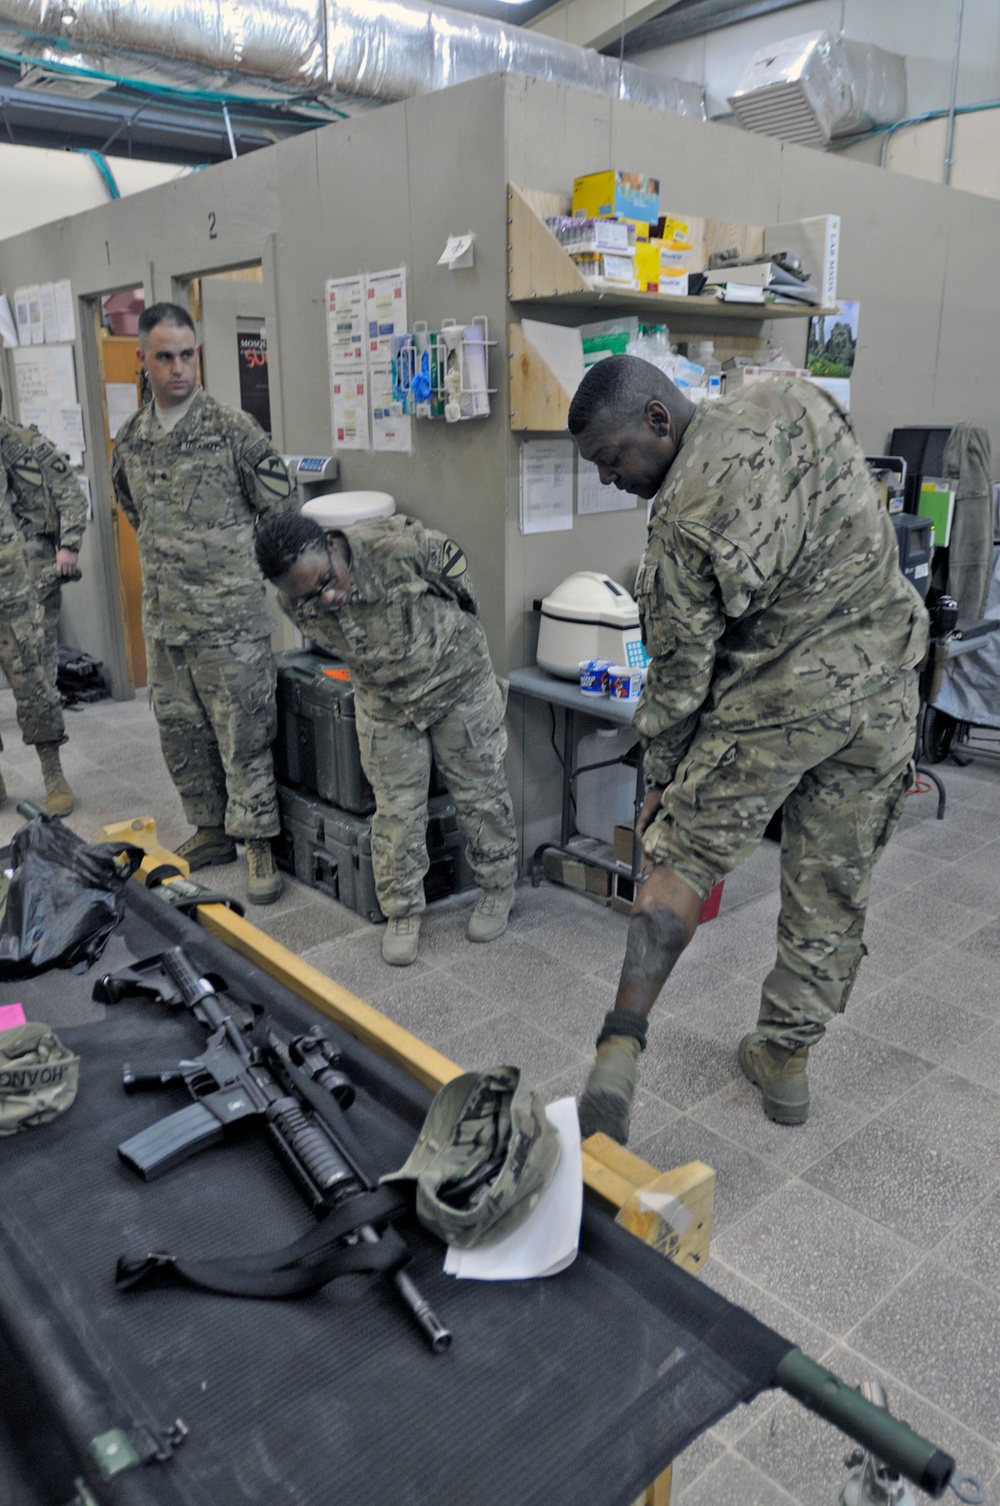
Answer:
[{"xmin": 392, "ymin": 316, "xmax": 495, "ymax": 422}]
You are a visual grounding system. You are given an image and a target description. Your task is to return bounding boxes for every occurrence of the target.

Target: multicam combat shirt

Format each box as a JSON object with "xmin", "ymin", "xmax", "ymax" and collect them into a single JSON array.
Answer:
[
  {"xmin": 284, "ymin": 514, "xmax": 495, "ymax": 730},
  {"xmin": 635, "ymin": 378, "xmax": 929, "ymax": 787},
  {"xmin": 112, "ymin": 389, "xmax": 292, "ymax": 646}
]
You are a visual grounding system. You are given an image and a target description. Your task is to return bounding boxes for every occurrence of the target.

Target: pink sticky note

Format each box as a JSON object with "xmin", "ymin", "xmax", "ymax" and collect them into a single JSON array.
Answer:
[{"xmin": 0, "ymin": 1003, "xmax": 27, "ymax": 1033}]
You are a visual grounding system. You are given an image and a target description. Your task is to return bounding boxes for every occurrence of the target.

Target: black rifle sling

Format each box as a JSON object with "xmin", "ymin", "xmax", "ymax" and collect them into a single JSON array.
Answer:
[{"xmin": 117, "ymin": 1185, "xmax": 410, "ymax": 1298}]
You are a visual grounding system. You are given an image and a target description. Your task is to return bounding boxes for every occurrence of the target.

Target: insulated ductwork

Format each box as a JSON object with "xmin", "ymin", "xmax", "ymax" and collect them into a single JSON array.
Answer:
[
  {"xmin": 0, "ymin": 0, "xmax": 704, "ymax": 118},
  {"xmin": 728, "ymin": 32, "xmax": 905, "ymax": 148}
]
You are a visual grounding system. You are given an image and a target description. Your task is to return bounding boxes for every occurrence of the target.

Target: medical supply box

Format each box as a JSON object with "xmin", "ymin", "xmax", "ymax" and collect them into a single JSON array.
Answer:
[
  {"xmin": 572, "ymin": 170, "xmax": 660, "ymax": 226},
  {"xmin": 274, "ymin": 784, "xmax": 473, "ymax": 921},
  {"xmin": 536, "ymin": 572, "xmax": 648, "ymax": 680}
]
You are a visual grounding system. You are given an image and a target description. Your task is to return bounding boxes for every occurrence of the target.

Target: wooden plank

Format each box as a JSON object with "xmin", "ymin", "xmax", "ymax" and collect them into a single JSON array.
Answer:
[
  {"xmin": 508, "ymin": 182, "xmax": 590, "ymax": 301},
  {"xmin": 197, "ymin": 904, "xmax": 464, "ymax": 1094},
  {"xmin": 508, "ymin": 321, "xmax": 573, "ymax": 432}
]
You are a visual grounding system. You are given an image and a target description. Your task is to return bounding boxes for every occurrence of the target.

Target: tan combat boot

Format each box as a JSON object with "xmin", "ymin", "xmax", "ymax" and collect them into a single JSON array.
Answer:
[
  {"xmin": 578, "ymin": 1036, "xmax": 641, "ymax": 1144},
  {"xmin": 467, "ymin": 885, "xmax": 515, "ymax": 943},
  {"xmin": 175, "ymin": 826, "xmax": 237, "ymax": 870},
  {"xmin": 36, "ymin": 743, "xmax": 74, "ymax": 816},
  {"xmin": 738, "ymin": 1032, "xmax": 810, "ymax": 1125},
  {"xmin": 246, "ymin": 838, "xmax": 283, "ymax": 906},
  {"xmin": 382, "ymin": 915, "xmax": 421, "ymax": 966}
]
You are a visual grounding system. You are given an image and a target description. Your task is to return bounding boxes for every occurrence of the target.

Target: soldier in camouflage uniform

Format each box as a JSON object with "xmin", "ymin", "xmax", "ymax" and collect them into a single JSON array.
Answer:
[
  {"xmin": 0, "ymin": 456, "xmax": 68, "ymax": 812},
  {"xmin": 568, "ymin": 356, "xmax": 928, "ymax": 1141},
  {"xmin": 0, "ymin": 392, "xmax": 88, "ymax": 681},
  {"xmin": 111, "ymin": 303, "xmax": 293, "ymax": 904},
  {"xmin": 255, "ymin": 510, "xmax": 518, "ymax": 965}
]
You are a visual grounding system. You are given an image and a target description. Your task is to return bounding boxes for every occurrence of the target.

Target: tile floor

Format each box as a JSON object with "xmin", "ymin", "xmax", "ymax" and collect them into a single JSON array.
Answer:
[{"xmin": 4, "ymin": 688, "xmax": 1000, "ymax": 1506}]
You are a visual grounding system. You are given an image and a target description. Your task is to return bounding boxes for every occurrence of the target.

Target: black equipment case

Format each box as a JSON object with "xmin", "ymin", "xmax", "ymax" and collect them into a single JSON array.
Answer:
[{"xmin": 274, "ymin": 783, "xmax": 474, "ymax": 919}]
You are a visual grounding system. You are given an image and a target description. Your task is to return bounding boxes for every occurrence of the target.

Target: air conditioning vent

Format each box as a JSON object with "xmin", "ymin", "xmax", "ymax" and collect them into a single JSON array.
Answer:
[
  {"xmin": 729, "ymin": 32, "xmax": 905, "ymax": 149},
  {"xmin": 18, "ymin": 62, "xmax": 116, "ymax": 100}
]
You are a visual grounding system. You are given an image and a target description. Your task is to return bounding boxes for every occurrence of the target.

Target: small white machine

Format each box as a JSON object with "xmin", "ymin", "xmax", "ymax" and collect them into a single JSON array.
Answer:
[
  {"xmin": 302, "ymin": 491, "xmax": 396, "ymax": 529},
  {"xmin": 536, "ymin": 571, "xmax": 647, "ymax": 680},
  {"xmin": 283, "ymin": 455, "xmax": 340, "ymax": 507}
]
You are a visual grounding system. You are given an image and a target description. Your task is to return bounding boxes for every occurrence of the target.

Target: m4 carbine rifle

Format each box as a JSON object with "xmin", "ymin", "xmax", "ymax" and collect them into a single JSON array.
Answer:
[{"xmin": 94, "ymin": 946, "xmax": 451, "ymax": 1353}]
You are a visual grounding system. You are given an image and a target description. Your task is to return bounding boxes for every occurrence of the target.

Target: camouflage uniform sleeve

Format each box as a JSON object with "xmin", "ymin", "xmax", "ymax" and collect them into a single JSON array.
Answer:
[
  {"xmin": 230, "ymin": 413, "xmax": 294, "ymax": 518},
  {"xmin": 110, "ymin": 443, "xmax": 138, "ymax": 528},
  {"xmin": 29, "ymin": 432, "xmax": 87, "ymax": 551},
  {"xmin": 634, "ymin": 519, "xmax": 755, "ymax": 788},
  {"xmin": 417, "ymin": 526, "xmax": 480, "ymax": 616}
]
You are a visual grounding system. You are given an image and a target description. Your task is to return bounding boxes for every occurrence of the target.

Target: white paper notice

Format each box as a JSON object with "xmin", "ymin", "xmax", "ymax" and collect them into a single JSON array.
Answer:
[
  {"xmin": 105, "ymin": 381, "xmax": 140, "ymax": 438},
  {"xmin": 13, "ymin": 345, "xmax": 80, "ymax": 453},
  {"xmin": 520, "ymin": 438, "xmax": 574, "ymax": 534},
  {"xmin": 13, "ymin": 288, "xmax": 30, "ymax": 346},
  {"xmin": 331, "ymin": 368, "xmax": 370, "ymax": 451},
  {"xmin": 365, "ymin": 267, "xmax": 408, "ymax": 360},
  {"xmin": 437, "ymin": 233, "xmax": 475, "ymax": 269},
  {"xmin": 443, "ymin": 1098, "xmax": 582, "ymax": 1281},
  {"xmin": 369, "ymin": 361, "xmax": 412, "ymax": 454},
  {"xmin": 0, "ymin": 294, "xmax": 17, "ymax": 348},
  {"xmin": 27, "ymin": 286, "xmax": 44, "ymax": 345},
  {"xmin": 54, "ymin": 279, "xmax": 76, "ymax": 343},
  {"xmin": 577, "ymin": 456, "xmax": 638, "ymax": 515},
  {"xmin": 325, "ymin": 276, "xmax": 366, "ymax": 368},
  {"xmin": 39, "ymin": 283, "xmax": 60, "ymax": 345}
]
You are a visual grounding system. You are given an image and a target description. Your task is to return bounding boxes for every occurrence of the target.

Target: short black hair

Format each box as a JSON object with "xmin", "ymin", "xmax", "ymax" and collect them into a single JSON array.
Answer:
[
  {"xmin": 138, "ymin": 302, "xmax": 196, "ymax": 342},
  {"xmin": 567, "ymin": 355, "xmax": 677, "ymax": 437},
  {"xmin": 255, "ymin": 511, "xmax": 326, "ymax": 582}
]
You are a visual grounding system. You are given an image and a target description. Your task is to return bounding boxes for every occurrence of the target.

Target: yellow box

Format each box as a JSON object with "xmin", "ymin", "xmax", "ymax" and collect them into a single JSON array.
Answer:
[
  {"xmin": 658, "ymin": 214, "xmax": 694, "ymax": 249},
  {"xmin": 634, "ymin": 242, "xmax": 662, "ymax": 291},
  {"xmin": 573, "ymin": 170, "xmax": 659, "ymax": 225}
]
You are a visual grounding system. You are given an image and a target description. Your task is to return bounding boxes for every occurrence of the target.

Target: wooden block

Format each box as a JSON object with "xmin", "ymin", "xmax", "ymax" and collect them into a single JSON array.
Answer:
[
  {"xmin": 508, "ymin": 182, "xmax": 590, "ymax": 301},
  {"xmin": 508, "ymin": 321, "xmax": 573, "ymax": 431},
  {"xmin": 92, "ymin": 815, "xmax": 191, "ymax": 878},
  {"xmin": 582, "ymin": 1136, "xmax": 714, "ymax": 1275}
]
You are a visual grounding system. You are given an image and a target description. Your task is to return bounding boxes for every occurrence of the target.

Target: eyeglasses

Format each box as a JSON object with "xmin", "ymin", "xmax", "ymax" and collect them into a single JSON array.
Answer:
[{"xmin": 296, "ymin": 548, "xmax": 338, "ymax": 608}]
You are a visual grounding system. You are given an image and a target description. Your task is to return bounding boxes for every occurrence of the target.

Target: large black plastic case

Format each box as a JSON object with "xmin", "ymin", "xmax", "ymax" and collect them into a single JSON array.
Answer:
[
  {"xmin": 274, "ymin": 649, "xmax": 375, "ymax": 815},
  {"xmin": 274, "ymin": 783, "xmax": 474, "ymax": 920}
]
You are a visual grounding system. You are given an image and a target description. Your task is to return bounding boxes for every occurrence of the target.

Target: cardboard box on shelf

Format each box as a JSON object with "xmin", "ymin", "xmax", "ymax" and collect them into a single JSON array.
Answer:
[
  {"xmin": 611, "ymin": 824, "xmax": 724, "ymax": 921},
  {"xmin": 572, "ymin": 170, "xmax": 659, "ymax": 226},
  {"xmin": 543, "ymin": 842, "xmax": 612, "ymax": 903}
]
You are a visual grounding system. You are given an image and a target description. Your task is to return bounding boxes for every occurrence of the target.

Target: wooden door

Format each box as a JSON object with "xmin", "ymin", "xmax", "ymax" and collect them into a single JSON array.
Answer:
[{"xmin": 94, "ymin": 326, "xmax": 146, "ymax": 688}]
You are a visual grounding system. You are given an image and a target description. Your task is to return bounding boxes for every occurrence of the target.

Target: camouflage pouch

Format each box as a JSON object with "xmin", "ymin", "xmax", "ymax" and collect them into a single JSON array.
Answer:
[{"xmin": 0, "ymin": 1021, "xmax": 79, "ymax": 1136}]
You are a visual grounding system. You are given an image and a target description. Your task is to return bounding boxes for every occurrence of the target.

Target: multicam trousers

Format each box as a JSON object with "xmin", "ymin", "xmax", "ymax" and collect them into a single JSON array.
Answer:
[
  {"xmin": 0, "ymin": 595, "xmax": 65, "ymax": 746},
  {"xmin": 642, "ymin": 672, "xmax": 920, "ymax": 1047},
  {"xmin": 355, "ymin": 672, "xmax": 518, "ymax": 917},
  {"xmin": 147, "ymin": 635, "xmax": 279, "ymax": 839}
]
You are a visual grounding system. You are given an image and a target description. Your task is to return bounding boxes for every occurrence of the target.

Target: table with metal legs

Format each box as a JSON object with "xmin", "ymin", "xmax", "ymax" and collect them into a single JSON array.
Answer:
[{"xmin": 507, "ymin": 666, "xmax": 645, "ymax": 887}]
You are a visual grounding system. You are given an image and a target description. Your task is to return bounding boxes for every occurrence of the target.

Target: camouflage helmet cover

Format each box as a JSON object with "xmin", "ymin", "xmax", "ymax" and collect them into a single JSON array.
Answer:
[
  {"xmin": 382, "ymin": 1065, "xmax": 562, "ymax": 1249},
  {"xmin": 0, "ymin": 1022, "xmax": 79, "ymax": 1136}
]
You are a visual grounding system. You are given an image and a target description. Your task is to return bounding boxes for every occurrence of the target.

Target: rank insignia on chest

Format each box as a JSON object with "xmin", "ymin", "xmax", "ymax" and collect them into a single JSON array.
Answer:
[
  {"xmin": 255, "ymin": 455, "xmax": 291, "ymax": 498},
  {"xmin": 440, "ymin": 539, "xmax": 467, "ymax": 579}
]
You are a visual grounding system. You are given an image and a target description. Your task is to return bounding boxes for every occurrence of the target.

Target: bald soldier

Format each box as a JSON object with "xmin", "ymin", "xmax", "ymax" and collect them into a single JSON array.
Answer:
[
  {"xmin": 111, "ymin": 302, "xmax": 294, "ymax": 904},
  {"xmin": 568, "ymin": 357, "xmax": 928, "ymax": 1142}
]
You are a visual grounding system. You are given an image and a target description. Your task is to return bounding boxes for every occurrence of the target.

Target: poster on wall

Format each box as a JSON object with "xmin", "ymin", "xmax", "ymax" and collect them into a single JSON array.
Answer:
[
  {"xmin": 326, "ymin": 276, "xmax": 366, "ymax": 368},
  {"xmin": 369, "ymin": 361, "xmax": 412, "ymax": 454},
  {"xmin": 331, "ymin": 368, "xmax": 370, "ymax": 451},
  {"xmin": 237, "ymin": 325, "xmax": 272, "ymax": 434},
  {"xmin": 13, "ymin": 344, "xmax": 84, "ymax": 464},
  {"xmin": 365, "ymin": 267, "xmax": 408, "ymax": 360}
]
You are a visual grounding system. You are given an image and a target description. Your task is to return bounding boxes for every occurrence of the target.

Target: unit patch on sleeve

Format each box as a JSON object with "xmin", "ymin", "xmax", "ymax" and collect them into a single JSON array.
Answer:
[
  {"xmin": 441, "ymin": 539, "xmax": 467, "ymax": 579},
  {"xmin": 12, "ymin": 459, "xmax": 43, "ymax": 491},
  {"xmin": 255, "ymin": 454, "xmax": 292, "ymax": 499}
]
